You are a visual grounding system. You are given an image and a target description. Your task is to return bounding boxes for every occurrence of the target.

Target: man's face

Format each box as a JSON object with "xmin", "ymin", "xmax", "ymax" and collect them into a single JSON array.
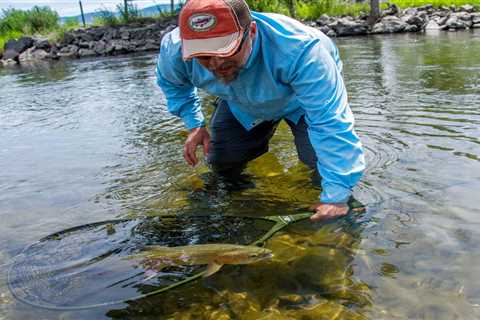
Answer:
[{"xmin": 195, "ymin": 23, "xmax": 256, "ymax": 83}]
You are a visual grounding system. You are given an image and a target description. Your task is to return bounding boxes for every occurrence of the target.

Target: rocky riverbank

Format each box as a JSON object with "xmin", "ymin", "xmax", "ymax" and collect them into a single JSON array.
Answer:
[{"xmin": 1, "ymin": 4, "xmax": 479, "ymax": 66}]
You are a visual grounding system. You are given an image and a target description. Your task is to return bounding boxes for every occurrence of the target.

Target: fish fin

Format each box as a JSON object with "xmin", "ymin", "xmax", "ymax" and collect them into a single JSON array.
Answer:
[{"xmin": 203, "ymin": 262, "xmax": 223, "ymax": 278}]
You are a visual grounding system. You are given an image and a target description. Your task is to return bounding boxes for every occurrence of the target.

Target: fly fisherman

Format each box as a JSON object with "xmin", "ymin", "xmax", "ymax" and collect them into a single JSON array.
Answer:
[{"xmin": 156, "ymin": 0, "xmax": 365, "ymax": 221}]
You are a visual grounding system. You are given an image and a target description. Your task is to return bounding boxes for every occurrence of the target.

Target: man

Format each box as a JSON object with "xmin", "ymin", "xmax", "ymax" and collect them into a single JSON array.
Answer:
[{"xmin": 156, "ymin": 0, "xmax": 365, "ymax": 221}]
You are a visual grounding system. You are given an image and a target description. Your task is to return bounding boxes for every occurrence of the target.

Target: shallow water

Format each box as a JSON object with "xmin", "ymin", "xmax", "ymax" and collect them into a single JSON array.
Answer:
[{"xmin": 0, "ymin": 30, "xmax": 479, "ymax": 319}]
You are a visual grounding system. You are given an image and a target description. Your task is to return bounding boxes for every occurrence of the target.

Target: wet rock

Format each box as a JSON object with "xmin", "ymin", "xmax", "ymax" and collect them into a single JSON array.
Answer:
[
  {"xmin": 88, "ymin": 27, "xmax": 106, "ymax": 41},
  {"xmin": 460, "ymin": 5, "xmax": 475, "ymax": 13},
  {"xmin": 58, "ymin": 44, "xmax": 79, "ymax": 58},
  {"xmin": 473, "ymin": 13, "xmax": 480, "ymax": 24},
  {"xmin": 425, "ymin": 19, "xmax": 443, "ymax": 30},
  {"xmin": 404, "ymin": 24, "xmax": 419, "ymax": 32},
  {"xmin": 326, "ymin": 29, "xmax": 337, "ymax": 37},
  {"xmin": 60, "ymin": 32, "xmax": 75, "ymax": 46},
  {"xmin": 93, "ymin": 40, "xmax": 107, "ymax": 54},
  {"xmin": 2, "ymin": 36, "xmax": 35, "ymax": 61},
  {"xmin": 372, "ymin": 16, "xmax": 407, "ymax": 33},
  {"xmin": 382, "ymin": 4, "xmax": 400, "ymax": 17},
  {"xmin": 437, "ymin": 14, "xmax": 451, "ymax": 26},
  {"xmin": 446, "ymin": 15, "xmax": 471, "ymax": 29},
  {"xmin": 1, "ymin": 49, "xmax": 19, "ymax": 61},
  {"xmin": 120, "ymin": 30, "xmax": 130, "ymax": 40},
  {"xmin": 318, "ymin": 25, "xmax": 332, "ymax": 34},
  {"xmin": 33, "ymin": 38, "xmax": 51, "ymax": 51},
  {"xmin": 418, "ymin": 4, "xmax": 434, "ymax": 12},
  {"xmin": 402, "ymin": 14, "xmax": 425, "ymax": 28},
  {"xmin": 403, "ymin": 7, "xmax": 418, "ymax": 16},
  {"xmin": 328, "ymin": 18, "xmax": 368, "ymax": 36},
  {"xmin": 18, "ymin": 48, "xmax": 49, "ymax": 62},
  {"xmin": 4, "ymin": 36, "xmax": 34, "ymax": 53},
  {"xmin": 316, "ymin": 14, "xmax": 333, "ymax": 26},
  {"xmin": 78, "ymin": 48, "xmax": 96, "ymax": 57}
]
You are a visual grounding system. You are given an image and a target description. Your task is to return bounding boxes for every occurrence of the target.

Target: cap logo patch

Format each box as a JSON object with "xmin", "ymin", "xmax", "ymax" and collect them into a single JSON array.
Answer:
[{"xmin": 188, "ymin": 13, "xmax": 217, "ymax": 32}]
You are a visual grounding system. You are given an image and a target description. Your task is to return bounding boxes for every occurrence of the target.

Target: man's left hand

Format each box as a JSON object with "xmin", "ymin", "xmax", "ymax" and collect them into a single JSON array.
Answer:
[{"xmin": 309, "ymin": 203, "xmax": 349, "ymax": 221}]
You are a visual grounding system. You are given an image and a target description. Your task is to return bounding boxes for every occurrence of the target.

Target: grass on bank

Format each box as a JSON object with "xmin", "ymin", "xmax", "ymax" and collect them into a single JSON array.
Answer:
[
  {"xmin": 2, "ymin": 1, "xmax": 480, "ymax": 55},
  {"xmin": 247, "ymin": 0, "xmax": 480, "ymax": 19}
]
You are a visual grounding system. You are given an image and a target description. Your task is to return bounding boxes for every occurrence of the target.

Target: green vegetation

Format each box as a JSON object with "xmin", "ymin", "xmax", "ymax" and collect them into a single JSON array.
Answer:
[
  {"xmin": 0, "ymin": 6, "xmax": 59, "ymax": 53},
  {"xmin": 389, "ymin": 0, "xmax": 480, "ymax": 8},
  {"xmin": 1, "ymin": 1, "xmax": 480, "ymax": 55},
  {"xmin": 246, "ymin": 0, "xmax": 480, "ymax": 19}
]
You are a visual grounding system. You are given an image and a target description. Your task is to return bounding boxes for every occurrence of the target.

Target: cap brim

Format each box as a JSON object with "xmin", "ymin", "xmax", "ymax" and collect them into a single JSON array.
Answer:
[{"xmin": 182, "ymin": 31, "xmax": 242, "ymax": 60}]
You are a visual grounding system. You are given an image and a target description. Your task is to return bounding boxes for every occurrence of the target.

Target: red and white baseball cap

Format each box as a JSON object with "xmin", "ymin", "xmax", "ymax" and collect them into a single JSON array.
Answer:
[{"xmin": 179, "ymin": 0, "xmax": 252, "ymax": 60}]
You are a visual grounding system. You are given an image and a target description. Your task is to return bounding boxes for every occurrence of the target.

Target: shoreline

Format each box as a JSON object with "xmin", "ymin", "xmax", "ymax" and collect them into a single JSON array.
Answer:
[{"xmin": 1, "ymin": 4, "xmax": 479, "ymax": 66}]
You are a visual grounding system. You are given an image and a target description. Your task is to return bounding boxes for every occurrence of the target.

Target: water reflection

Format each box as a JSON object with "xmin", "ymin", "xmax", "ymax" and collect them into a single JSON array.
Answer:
[{"xmin": 0, "ymin": 30, "xmax": 479, "ymax": 319}]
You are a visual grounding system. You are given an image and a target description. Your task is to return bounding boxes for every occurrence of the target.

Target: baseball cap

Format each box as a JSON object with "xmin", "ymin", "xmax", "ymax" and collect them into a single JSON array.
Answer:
[{"xmin": 179, "ymin": 0, "xmax": 252, "ymax": 60}]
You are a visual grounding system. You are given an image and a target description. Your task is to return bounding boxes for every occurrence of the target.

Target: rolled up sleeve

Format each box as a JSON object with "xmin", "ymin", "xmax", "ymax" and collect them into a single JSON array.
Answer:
[
  {"xmin": 288, "ymin": 41, "xmax": 365, "ymax": 203},
  {"xmin": 155, "ymin": 34, "xmax": 205, "ymax": 130}
]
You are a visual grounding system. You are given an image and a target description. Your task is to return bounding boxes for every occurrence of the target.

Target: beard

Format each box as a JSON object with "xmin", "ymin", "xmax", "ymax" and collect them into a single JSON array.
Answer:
[
  {"xmin": 214, "ymin": 69, "xmax": 240, "ymax": 83},
  {"xmin": 211, "ymin": 62, "xmax": 243, "ymax": 84}
]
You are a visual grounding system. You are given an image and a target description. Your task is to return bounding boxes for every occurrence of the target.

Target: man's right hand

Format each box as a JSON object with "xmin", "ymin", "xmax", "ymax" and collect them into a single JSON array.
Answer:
[{"xmin": 184, "ymin": 127, "xmax": 210, "ymax": 167}]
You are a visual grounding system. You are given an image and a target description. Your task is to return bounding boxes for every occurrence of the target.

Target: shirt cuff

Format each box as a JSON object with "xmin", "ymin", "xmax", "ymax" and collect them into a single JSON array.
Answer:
[
  {"xmin": 182, "ymin": 112, "xmax": 206, "ymax": 131},
  {"xmin": 320, "ymin": 182, "xmax": 352, "ymax": 204}
]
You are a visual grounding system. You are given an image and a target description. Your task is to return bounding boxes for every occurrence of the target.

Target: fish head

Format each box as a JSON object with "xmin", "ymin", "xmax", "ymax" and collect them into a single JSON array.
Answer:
[{"xmin": 216, "ymin": 246, "xmax": 273, "ymax": 265}]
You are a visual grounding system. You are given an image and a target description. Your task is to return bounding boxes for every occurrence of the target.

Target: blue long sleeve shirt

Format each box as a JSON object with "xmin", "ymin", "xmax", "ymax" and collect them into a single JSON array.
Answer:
[{"xmin": 156, "ymin": 11, "xmax": 365, "ymax": 204}]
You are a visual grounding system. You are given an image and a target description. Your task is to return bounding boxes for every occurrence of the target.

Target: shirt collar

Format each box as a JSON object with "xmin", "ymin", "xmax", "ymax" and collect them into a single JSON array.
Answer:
[{"xmin": 241, "ymin": 28, "xmax": 261, "ymax": 71}]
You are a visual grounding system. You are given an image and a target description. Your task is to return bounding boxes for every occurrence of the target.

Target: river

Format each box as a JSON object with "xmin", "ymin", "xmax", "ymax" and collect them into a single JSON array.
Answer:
[{"xmin": 0, "ymin": 30, "xmax": 479, "ymax": 319}]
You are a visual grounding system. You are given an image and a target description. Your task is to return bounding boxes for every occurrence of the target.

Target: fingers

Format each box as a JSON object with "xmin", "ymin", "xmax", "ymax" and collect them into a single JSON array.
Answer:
[
  {"xmin": 184, "ymin": 128, "xmax": 210, "ymax": 167},
  {"xmin": 184, "ymin": 141, "xmax": 197, "ymax": 166},
  {"xmin": 202, "ymin": 137, "xmax": 210, "ymax": 156},
  {"xmin": 310, "ymin": 204, "xmax": 349, "ymax": 221}
]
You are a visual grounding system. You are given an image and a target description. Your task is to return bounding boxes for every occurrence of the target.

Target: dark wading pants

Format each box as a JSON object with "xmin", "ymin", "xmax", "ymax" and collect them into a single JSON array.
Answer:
[{"xmin": 206, "ymin": 100, "xmax": 319, "ymax": 180}]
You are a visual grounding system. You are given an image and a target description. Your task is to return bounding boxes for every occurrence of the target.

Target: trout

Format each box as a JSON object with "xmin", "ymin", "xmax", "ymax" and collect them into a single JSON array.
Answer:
[{"xmin": 130, "ymin": 244, "xmax": 273, "ymax": 277}]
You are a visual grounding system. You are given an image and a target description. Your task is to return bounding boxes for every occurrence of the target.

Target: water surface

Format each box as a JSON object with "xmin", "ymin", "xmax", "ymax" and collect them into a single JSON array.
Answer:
[{"xmin": 0, "ymin": 30, "xmax": 479, "ymax": 319}]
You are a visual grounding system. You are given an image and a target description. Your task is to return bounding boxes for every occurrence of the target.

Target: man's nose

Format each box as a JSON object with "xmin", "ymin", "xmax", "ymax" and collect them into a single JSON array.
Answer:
[{"xmin": 208, "ymin": 56, "xmax": 226, "ymax": 70}]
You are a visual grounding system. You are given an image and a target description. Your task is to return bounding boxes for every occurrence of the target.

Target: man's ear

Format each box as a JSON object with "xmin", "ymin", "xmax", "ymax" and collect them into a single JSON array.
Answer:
[{"xmin": 250, "ymin": 21, "xmax": 257, "ymax": 39}]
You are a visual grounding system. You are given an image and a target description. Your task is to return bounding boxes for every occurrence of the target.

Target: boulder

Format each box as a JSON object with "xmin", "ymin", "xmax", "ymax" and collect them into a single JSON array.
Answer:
[
  {"xmin": 88, "ymin": 27, "xmax": 106, "ymax": 41},
  {"xmin": 3, "ymin": 36, "xmax": 35, "ymax": 60},
  {"xmin": 1, "ymin": 58, "xmax": 16, "ymax": 66},
  {"xmin": 382, "ymin": 4, "xmax": 400, "ymax": 17},
  {"xmin": 78, "ymin": 48, "xmax": 96, "ymax": 57},
  {"xmin": 455, "ymin": 12, "xmax": 473, "ymax": 22},
  {"xmin": 60, "ymin": 32, "xmax": 75, "ymax": 46},
  {"xmin": 316, "ymin": 14, "xmax": 333, "ymax": 27},
  {"xmin": 328, "ymin": 18, "xmax": 368, "ymax": 36},
  {"xmin": 18, "ymin": 48, "xmax": 49, "ymax": 62},
  {"xmin": 376, "ymin": 16, "xmax": 407, "ymax": 33},
  {"xmin": 459, "ymin": 5, "xmax": 475, "ymax": 13},
  {"xmin": 472, "ymin": 13, "xmax": 480, "ymax": 24},
  {"xmin": 446, "ymin": 14, "xmax": 472, "ymax": 29},
  {"xmin": 93, "ymin": 40, "xmax": 107, "ymax": 54},
  {"xmin": 402, "ymin": 14, "xmax": 425, "ymax": 27},
  {"xmin": 1, "ymin": 49, "xmax": 20, "ymax": 60},
  {"xmin": 417, "ymin": 4, "xmax": 433, "ymax": 11},
  {"xmin": 438, "ymin": 14, "xmax": 451, "ymax": 26},
  {"xmin": 33, "ymin": 38, "xmax": 51, "ymax": 51},
  {"xmin": 326, "ymin": 29, "xmax": 337, "ymax": 37},
  {"xmin": 404, "ymin": 24, "xmax": 419, "ymax": 32},
  {"xmin": 425, "ymin": 20, "xmax": 444, "ymax": 30},
  {"xmin": 318, "ymin": 26, "xmax": 332, "ymax": 34},
  {"xmin": 4, "ymin": 36, "xmax": 34, "ymax": 52},
  {"xmin": 403, "ymin": 8, "xmax": 418, "ymax": 16},
  {"xmin": 58, "ymin": 44, "xmax": 79, "ymax": 58},
  {"xmin": 120, "ymin": 30, "xmax": 130, "ymax": 40}
]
